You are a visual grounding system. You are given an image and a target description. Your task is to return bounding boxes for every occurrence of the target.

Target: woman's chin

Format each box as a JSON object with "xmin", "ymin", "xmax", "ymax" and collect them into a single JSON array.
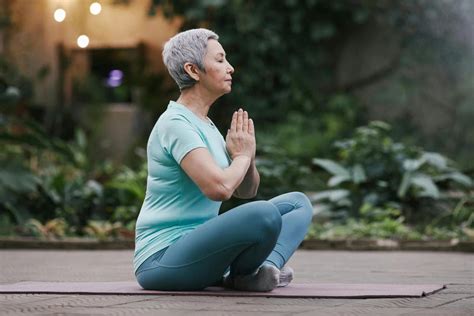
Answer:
[{"xmin": 213, "ymin": 87, "xmax": 231, "ymax": 98}]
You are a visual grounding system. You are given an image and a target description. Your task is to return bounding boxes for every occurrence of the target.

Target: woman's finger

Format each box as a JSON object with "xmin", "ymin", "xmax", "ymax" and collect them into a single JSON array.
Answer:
[
  {"xmin": 243, "ymin": 110, "xmax": 249, "ymax": 133},
  {"xmin": 236, "ymin": 108, "xmax": 243, "ymax": 132},
  {"xmin": 231, "ymin": 111, "xmax": 237, "ymax": 133},
  {"xmin": 248, "ymin": 118, "xmax": 255, "ymax": 136}
]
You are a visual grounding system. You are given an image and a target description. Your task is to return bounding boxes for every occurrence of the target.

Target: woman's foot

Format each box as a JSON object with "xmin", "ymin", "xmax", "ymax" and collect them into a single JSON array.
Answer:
[
  {"xmin": 224, "ymin": 265, "xmax": 280, "ymax": 292},
  {"xmin": 278, "ymin": 266, "xmax": 294, "ymax": 287}
]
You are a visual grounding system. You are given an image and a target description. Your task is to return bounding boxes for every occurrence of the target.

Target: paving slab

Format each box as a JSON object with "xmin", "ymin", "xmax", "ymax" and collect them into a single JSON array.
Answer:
[{"xmin": 0, "ymin": 250, "xmax": 472, "ymax": 315}]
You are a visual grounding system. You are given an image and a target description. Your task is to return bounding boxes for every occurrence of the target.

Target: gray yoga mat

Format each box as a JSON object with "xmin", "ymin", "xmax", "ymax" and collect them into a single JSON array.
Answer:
[{"xmin": 0, "ymin": 282, "xmax": 446, "ymax": 298}]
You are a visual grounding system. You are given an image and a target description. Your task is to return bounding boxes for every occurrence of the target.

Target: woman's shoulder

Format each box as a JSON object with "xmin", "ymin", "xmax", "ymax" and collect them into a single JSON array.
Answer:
[{"xmin": 156, "ymin": 109, "xmax": 194, "ymax": 131}]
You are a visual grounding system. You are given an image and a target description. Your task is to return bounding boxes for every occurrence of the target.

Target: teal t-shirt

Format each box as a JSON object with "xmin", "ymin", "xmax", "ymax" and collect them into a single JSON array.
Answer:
[{"xmin": 133, "ymin": 101, "xmax": 231, "ymax": 273}]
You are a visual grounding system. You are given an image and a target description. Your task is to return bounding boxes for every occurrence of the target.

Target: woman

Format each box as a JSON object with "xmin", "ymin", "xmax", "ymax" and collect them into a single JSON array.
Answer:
[{"xmin": 134, "ymin": 28, "xmax": 313, "ymax": 292}]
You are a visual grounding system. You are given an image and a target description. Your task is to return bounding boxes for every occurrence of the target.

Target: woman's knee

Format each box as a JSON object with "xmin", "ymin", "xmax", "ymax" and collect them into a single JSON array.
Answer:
[
  {"xmin": 261, "ymin": 202, "xmax": 283, "ymax": 233},
  {"xmin": 288, "ymin": 191, "xmax": 313, "ymax": 219},
  {"xmin": 286, "ymin": 191, "xmax": 309, "ymax": 203},
  {"xmin": 244, "ymin": 201, "xmax": 282, "ymax": 237}
]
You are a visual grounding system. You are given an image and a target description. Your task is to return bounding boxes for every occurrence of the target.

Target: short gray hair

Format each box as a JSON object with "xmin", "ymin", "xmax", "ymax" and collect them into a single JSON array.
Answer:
[{"xmin": 162, "ymin": 28, "xmax": 219, "ymax": 90}]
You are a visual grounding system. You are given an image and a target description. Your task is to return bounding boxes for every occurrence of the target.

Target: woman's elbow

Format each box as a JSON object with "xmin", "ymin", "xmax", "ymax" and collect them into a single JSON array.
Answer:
[{"xmin": 203, "ymin": 185, "xmax": 233, "ymax": 201}]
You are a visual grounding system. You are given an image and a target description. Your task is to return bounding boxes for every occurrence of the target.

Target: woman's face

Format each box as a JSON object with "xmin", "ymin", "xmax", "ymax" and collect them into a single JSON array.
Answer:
[{"xmin": 200, "ymin": 39, "xmax": 234, "ymax": 96}]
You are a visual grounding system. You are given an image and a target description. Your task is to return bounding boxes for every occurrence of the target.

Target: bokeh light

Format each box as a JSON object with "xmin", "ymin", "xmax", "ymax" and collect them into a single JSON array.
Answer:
[
  {"xmin": 77, "ymin": 35, "xmax": 90, "ymax": 48},
  {"xmin": 106, "ymin": 69, "xmax": 124, "ymax": 87},
  {"xmin": 53, "ymin": 9, "xmax": 66, "ymax": 22},
  {"xmin": 90, "ymin": 2, "xmax": 102, "ymax": 15}
]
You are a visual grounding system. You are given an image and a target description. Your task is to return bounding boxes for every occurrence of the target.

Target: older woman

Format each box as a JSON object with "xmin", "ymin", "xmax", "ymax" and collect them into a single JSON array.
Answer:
[{"xmin": 134, "ymin": 28, "xmax": 313, "ymax": 292}]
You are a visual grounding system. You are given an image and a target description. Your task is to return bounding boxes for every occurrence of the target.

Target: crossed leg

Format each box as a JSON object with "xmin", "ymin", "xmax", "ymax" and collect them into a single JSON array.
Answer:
[{"xmin": 135, "ymin": 192, "xmax": 313, "ymax": 291}]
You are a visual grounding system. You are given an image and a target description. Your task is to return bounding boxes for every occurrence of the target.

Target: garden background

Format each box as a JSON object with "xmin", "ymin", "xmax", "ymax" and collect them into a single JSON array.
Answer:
[{"xmin": 0, "ymin": 0, "xmax": 473, "ymax": 243}]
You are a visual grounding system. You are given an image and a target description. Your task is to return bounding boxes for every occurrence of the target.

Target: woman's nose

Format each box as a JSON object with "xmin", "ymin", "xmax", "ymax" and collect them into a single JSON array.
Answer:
[{"xmin": 227, "ymin": 63, "xmax": 234, "ymax": 74}]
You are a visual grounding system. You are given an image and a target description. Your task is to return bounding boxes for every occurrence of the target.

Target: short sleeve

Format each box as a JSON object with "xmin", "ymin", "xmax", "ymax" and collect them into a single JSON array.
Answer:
[{"xmin": 158, "ymin": 116, "xmax": 206, "ymax": 164}]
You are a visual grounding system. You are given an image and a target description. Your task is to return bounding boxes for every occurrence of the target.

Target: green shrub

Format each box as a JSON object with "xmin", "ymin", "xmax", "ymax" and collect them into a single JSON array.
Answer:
[
  {"xmin": 104, "ymin": 162, "xmax": 147, "ymax": 229},
  {"xmin": 0, "ymin": 117, "xmax": 114, "ymax": 234},
  {"xmin": 307, "ymin": 219, "xmax": 422, "ymax": 241},
  {"xmin": 83, "ymin": 220, "xmax": 130, "ymax": 241},
  {"xmin": 23, "ymin": 218, "xmax": 68, "ymax": 239},
  {"xmin": 312, "ymin": 121, "xmax": 473, "ymax": 227}
]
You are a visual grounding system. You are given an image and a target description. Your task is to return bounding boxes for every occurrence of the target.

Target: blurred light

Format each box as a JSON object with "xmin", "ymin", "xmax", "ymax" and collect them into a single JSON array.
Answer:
[
  {"xmin": 77, "ymin": 35, "xmax": 90, "ymax": 48},
  {"xmin": 106, "ymin": 69, "xmax": 123, "ymax": 87},
  {"xmin": 54, "ymin": 8, "xmax": 66, "ymax": 22},
  {"xmin": 110, "ymin": 70, "xmax": 123, "ymax": 80},
  {"xmin": 90, "ymin": 2, "xmax": 102, "ymax": 15},
  {"xmin": 107, "ymin": 78, "xmax": 121, "ymax": 88}
]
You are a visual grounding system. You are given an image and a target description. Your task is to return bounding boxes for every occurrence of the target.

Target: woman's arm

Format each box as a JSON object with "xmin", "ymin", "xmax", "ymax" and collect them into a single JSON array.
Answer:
[
  {"xmin": 181, "ymin": 109, "xmax": 255, "ymax": 201},
  {"xmin": 181, "ymin": 148, "xmax": 251, "ymax": 201},
  {"xmin": 233, "ymin": 159, "xmax": 260, "ymax": 199}
]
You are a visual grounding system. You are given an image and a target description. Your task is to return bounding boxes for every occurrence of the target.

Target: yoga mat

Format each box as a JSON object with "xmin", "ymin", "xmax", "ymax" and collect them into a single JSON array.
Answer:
[{"xmin": 0, "ymin": 282, "xmax": 445, "ymax": 298}]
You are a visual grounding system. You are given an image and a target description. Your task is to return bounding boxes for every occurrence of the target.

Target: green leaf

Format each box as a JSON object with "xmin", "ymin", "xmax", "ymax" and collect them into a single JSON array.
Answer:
[
  {"xmin": 352, "ymin": 164, "xmax": 367, "ymax": 184},
  {"xmin": 398, "ymin": 172, "xmax": 412, "ymax": 198},
  {"xmin": 434, "ymin": 172, "xmax": 472, "ymax": 187},
  {"xmin": 403, "ymin": 159, "xmax": 425, "ymax": 172},
  {"xmin": 411, "ymin": 174, "xmax": 440, "ymax": 199},
  {"xmin": 85, "ymin": 180, "xmax": 103, "ymax": 196},
  {"xmin": 368, "ymin": 121, "xmax": 391, "ymax": 131},
  {"xmin": 0, "ymin": 132, "xmax": 49, "ymax": 149},
  {"xmin": 2, "ymin": 202, "xmax": 32, "ymax": 225},
  {"xmin": 0, "ymin": 164, "xmax": 39, "ymax": 193},
  {"xmin": 312, "ymin": 203, "xmax": 332, "ymax": 215},
  {"xmin": 312, "ymin": 158, "xmax": 350, "ymax": 177},
  {"xmin": 422, "ymin": 152, "xmax": 448, "ymax": 170},
  {"xmin": 328, "ymin": 175, "xmax": 351, "ymax": 187},
  {"xmin": 308, "ymin": 189, "xmax": 350, "ymax": 202},
  {"xmin": 106, "ymin": 180, "xmax": 145, "ymax": 200}
]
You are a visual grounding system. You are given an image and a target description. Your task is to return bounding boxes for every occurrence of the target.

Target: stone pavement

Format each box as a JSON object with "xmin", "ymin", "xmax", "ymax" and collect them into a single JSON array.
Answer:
[{"xmin": 0, "ymin": 250, "xmax": 472, "ymax": 315}]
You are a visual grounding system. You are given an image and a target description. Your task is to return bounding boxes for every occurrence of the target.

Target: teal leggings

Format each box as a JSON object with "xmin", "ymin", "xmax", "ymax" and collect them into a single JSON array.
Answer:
[{"xmin": 135, "ymin": 191, "xmax": 313, "ymax": 291}]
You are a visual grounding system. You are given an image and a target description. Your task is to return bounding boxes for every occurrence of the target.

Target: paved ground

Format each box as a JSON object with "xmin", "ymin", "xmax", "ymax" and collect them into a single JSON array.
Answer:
[{"xmin": 0, "ymin": 250, "xmax": 472, "ymax": 315}]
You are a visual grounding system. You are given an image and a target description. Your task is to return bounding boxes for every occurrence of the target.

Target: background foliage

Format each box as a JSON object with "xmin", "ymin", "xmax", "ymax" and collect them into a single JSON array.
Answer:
[
  {"xmin": 150, "ymin": 0, "xmax": 474, "ymax": 170},
  {"xmin": 311, "ymin": 122, "xmax": 473, "ymax": 240},
  {"xmin": 1, "ymin": 0, "xmax": 473, "ymax": 240}
]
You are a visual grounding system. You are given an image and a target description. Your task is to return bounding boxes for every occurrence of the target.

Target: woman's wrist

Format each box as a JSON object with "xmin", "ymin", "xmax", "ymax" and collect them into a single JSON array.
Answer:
[{"xmin": 233, "ymin": 154, "xmax": 252, "ymax": 163}]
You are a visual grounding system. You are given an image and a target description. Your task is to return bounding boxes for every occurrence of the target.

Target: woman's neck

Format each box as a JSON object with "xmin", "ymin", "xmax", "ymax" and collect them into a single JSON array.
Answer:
[{"xmin": 176, "ymin": 87, "xmax": 218, "ymax": 120}]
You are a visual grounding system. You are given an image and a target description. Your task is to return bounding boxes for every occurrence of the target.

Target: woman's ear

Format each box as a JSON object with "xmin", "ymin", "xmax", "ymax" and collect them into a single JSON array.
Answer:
[{"xmin": 183, "ymin": 62, "xmax": 200, "ymax": 81}]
